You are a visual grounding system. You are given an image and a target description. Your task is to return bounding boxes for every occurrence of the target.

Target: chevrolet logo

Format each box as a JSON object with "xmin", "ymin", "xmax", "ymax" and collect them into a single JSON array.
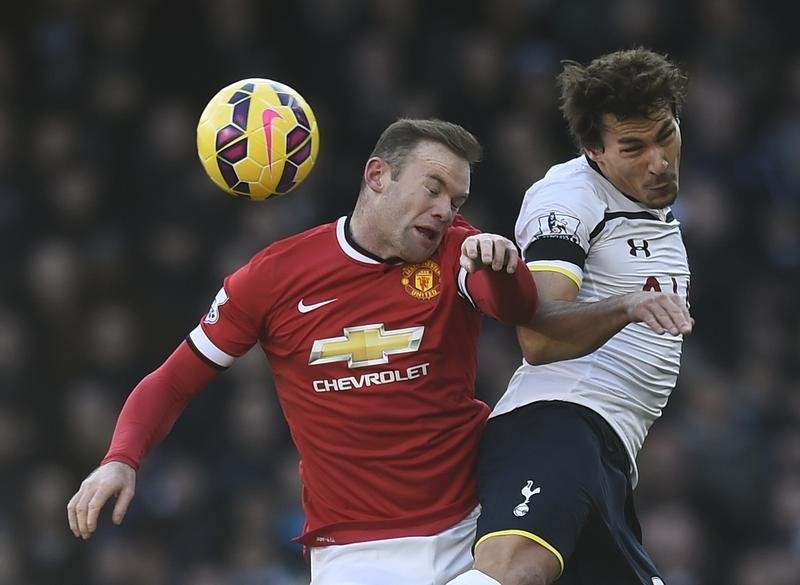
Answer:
[{"xmin": 309, "ymin": 324, "xmax": 424, "ymax": 368}]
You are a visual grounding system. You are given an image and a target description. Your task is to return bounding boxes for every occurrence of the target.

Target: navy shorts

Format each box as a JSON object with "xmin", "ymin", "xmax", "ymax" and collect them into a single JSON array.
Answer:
[{"xmin": 474, "ymin": 401, "xmax": 664, "ymax": 585}]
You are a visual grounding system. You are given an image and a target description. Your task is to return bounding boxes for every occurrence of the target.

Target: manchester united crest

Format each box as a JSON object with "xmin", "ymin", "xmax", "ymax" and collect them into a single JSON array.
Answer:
[{"xmin": 401, "ymin": 260, "xmax": 441, "ymax": 300}]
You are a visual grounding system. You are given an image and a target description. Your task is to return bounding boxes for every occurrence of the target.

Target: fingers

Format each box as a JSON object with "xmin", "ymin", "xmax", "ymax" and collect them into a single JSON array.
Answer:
[
  {"xmin": 67, "ymin": 485, "xmax": 96, "ymax": 538},
  {"xmin": 112, "ymin": 486, "xmax": 135, "ymax": 525},
  {"xmin": 635, "ymin": 292, "xmax": 692, "ymax": 336},
  {"xmin": 67, "ymin": 463, "xmax": 136, "ymax": 540},
  {"xmin": 492, "ymin": 240, "xmax": 519, "ymax": 273},
  {"xmin": 664, "ymin": 295, "xmax": 692, "ymax": 335},
  {"xmin": 67, "ymin": 484, "xmax": 91, "ymax": 538},
  {"xmin": 460, "ymin": 234, "xmax": 519, "ymax": 273},
  {"xmin": 67, "ymin": 482, "xmax": 113, "ymax": 539},
  {"xmin": 67, "ymin": 492, "xmax": 80, "ymax": 537},
  {"xmin": 86, "ymin": 486, "xmax": 115, "ymax": 536}
]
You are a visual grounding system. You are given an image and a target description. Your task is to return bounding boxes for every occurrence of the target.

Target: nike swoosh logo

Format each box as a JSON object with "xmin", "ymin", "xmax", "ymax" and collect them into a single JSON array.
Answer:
[
  {"xmin": 297, "ymin": 298, "xmax": 338, "ymax": 314},
  {"xmin": 262, "ymin": 108, "xmax": 283, "ymax": 167}
]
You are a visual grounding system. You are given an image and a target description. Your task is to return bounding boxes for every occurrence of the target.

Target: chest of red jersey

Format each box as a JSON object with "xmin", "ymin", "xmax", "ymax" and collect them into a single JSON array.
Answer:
[
  {"xmin": 196, "ymin": 219, "xmax": 485, "ymax": 427},
  {"xmin": 261, "ymin": 247, "xmax": 479, "ymax": 398}
]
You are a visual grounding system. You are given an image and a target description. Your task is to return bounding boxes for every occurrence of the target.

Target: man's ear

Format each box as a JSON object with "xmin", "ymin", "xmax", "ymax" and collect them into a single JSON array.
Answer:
[
  {"xmin": 584, "ymin": 145, "xmax": 603, "ymax": 162},
  {"xmin": 364, "ymin": 157, "xmax": 388, "ymax": 192}
]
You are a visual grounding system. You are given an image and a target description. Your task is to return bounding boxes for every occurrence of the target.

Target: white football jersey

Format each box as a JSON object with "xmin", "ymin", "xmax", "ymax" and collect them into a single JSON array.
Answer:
[{"xmin": 493, "ymin": 155, "xmax": 691, "ymax": 486}]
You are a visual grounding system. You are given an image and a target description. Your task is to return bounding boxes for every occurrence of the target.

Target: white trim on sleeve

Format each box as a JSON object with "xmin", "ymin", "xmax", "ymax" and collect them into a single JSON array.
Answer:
[
  {"xmin": 189, "ymin": 325, "xmax": 236, "ymax": 368},
  {"xmin": 457, "ymin": 266, "xmax": 477, "ymax": 309}
]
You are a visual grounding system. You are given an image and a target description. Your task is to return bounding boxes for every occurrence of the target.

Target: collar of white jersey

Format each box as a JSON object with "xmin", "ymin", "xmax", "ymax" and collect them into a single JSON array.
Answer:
[{"xmin": 335, "ymin": 216, "xmax": 404, "ymax": 265}]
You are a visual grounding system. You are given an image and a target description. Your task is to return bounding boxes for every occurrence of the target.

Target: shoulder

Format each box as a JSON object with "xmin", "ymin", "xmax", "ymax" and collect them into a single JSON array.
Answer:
[
  {"xmin": 518, "ymin": 158, "xmax": 606, "ymax": 236},
  {"xmin": 224, "ymin": 220, "xmax": 337, "ymax": 313},
  {"xmin": 526, "ymin": 156, "xmax": 605, "ymax": 209},
  {"xmin": 417, "ymin": 217, "xmax": 481, "ymax": 271},
  {"xmin": 449, "ymin": 214, "xmax": 481, "ymax": 237},
  {"xmin": 516, "ymin": 158, "xmax": 607, "ymax": 245},
  {"xmin": 442, "ymin": 216, "xmax": 480, "ymax": 250},
  {"xmin": 247, "ymin": 220, "xmax": 336, "ymax": 267}
]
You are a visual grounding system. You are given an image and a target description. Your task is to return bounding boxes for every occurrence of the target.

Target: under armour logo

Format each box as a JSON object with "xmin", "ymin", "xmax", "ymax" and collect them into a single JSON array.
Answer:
[
  {"xmin": 513, "ymin": 480, "xmax": 541, "ymax": 517},
  {"xmin": 627, "ymin": 239, "xmax": 651, "ymax": 257}
]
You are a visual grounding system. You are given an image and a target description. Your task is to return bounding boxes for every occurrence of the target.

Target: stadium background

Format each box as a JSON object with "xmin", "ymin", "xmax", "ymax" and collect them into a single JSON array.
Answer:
[{"xmin": 2, "ymin": 1, "xmax": 799, "ymax": 583}]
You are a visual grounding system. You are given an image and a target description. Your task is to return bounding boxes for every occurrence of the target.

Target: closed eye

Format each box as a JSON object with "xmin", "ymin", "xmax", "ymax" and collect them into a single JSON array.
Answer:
[{"xmin": 620, "ymin": 144, "xmax": 643, "ymax": 154}]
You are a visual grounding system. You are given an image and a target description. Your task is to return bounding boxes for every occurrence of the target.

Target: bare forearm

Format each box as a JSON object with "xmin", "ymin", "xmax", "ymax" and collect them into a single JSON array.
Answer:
[
  {"xmin": 520, "ymin": 288, "xmax": 692, "ymax": 365},
  {"xmin": 520, "ymin": 296, "xmax": 632, "ymax": 365}
]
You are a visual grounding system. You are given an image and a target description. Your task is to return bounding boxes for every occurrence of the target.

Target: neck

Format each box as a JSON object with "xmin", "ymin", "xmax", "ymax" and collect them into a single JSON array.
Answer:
[
  {"xmin": 349, "ymin": 203, "xmax": 392, "ymax": 262},
  {"xmin": 348, "ymin": 202, "xmax": 371, "ymax": 248}
]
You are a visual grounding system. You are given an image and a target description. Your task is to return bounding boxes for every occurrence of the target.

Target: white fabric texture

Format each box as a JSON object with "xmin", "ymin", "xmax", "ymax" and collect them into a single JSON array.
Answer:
[{"xmin": 309, "ymin": 507, "xmax": 479, "ymax": 585}]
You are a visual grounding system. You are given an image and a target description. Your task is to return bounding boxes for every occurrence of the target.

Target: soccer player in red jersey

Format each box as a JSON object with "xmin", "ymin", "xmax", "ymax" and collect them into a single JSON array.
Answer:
[{"xmin": 67, "ymin": 118, "xmax": 539, "ymax": 585}]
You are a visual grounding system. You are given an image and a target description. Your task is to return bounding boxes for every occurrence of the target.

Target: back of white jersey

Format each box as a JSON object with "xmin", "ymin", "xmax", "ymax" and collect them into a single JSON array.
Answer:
[{"xmin": 494, "ymin": 155, "xmax": 691, "ymax": 485}]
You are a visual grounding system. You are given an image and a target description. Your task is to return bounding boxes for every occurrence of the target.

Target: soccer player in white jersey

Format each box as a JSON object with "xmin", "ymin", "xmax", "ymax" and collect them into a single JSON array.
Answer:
[{"xmin": 447, "ymin": 49, "xmax": 694, "ymax": 585}]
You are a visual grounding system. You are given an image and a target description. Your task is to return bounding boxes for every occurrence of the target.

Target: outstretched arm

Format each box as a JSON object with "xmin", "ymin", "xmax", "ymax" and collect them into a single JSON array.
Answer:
[
  {"xmin": 67, "ymin": 341, "xmax": 219, "ymax": 539},
  {"xmin": 519, "ymin": 271, "xmax": 693, "ymax": 365}
]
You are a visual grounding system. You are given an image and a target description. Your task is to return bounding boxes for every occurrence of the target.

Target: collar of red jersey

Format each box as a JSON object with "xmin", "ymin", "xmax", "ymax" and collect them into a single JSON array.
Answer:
[{"xmin": 337, "ymin": 216, "xmax": 404, "ymax": 265}]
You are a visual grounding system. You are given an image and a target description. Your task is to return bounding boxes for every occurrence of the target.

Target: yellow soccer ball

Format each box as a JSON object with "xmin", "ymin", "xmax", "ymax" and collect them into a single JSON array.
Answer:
[{"xmin": 197, "ymin": 78, "xmax": 319, "ymax": 200}]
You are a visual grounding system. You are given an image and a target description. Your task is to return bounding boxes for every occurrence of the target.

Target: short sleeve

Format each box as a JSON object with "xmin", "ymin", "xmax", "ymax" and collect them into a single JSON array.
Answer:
[
  {"xmin": 515, "ymin": 178, "xmax": 604, "ymax": 290},
  {"xmin": 188, "ymin": 250, "xmax": 274, "ymax": 368}
]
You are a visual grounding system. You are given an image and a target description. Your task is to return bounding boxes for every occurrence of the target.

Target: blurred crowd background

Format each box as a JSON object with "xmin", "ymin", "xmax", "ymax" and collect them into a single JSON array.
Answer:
[{"xmin": 2, "ymin": 0, "xmax": 799, "ymax": 584}]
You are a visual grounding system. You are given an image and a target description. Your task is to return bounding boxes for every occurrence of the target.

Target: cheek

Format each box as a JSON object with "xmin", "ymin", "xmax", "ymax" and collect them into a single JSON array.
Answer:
[
  {"xmin": 672, "ymin": 143, "xmax": 682, "ymax": 166},
  {"xmin": 616, "ymin": 161, "xmax": 641, "ymax": 185}
]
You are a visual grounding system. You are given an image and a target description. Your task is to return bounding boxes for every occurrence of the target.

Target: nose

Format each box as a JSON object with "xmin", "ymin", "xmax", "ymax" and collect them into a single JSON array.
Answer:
[
  {"xmin": 648, "ymin": 148, "xmax": 669, "ymax": 175},
  {"xmin": 431, "ymin": 195, "xmax": 455, "ymax": 222}
]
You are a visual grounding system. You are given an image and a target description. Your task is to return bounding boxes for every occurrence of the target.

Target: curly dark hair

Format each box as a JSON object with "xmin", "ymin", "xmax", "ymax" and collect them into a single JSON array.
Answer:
[{"xmin": 557, "ymin": 48, "xmax": 688, "ymax": 151}]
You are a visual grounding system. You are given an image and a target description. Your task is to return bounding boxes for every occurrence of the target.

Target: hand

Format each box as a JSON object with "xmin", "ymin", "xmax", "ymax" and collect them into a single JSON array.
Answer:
[
  {"xmin": 67, "ymin": 461, "xmax": 136, "ymax": 540},
  {"xmin": 460, "ymin": 233, "xmax": 519, "ymax": 274},
  {"xmin": 624, "ymin": 291, "xmax": 693, "ymax": 336}
]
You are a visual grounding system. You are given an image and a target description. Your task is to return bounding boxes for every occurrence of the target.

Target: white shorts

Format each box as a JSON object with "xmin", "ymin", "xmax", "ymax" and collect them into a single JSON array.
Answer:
[{"xmin": 309, "ymin": 507, "xmax": 479, "ymax": 585}]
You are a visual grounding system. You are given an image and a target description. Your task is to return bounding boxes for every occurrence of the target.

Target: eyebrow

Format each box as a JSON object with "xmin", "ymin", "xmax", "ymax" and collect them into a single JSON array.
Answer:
[
  {"xmin": 656, "ymin": 123, "xmax": 676, "ymax": 141},
  {"xmin": 617, "ymin": 120, "xmax": 674, "ymax": 145}
]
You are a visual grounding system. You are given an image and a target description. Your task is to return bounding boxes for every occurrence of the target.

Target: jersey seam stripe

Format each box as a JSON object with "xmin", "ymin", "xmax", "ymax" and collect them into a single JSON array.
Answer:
[
  {"xmin": 188, "ymin": 325, "xmax": 236, "ymax": 368},
  {"xmin": 475, "ymin": 530, "xmax": 564, "ymax": 576},
  {"xmin": 589, "ymin": 210, "xmax": 673, "ymax": 240},
  {"xmin": 529, "ymin": 264, "xmax": 582, "ymax": 288}
]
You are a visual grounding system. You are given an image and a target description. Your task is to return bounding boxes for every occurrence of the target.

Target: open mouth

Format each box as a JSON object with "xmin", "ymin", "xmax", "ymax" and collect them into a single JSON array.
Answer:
[{"xmin": 415, "ymin": 226, "xmax": 438, "ymax": 241}]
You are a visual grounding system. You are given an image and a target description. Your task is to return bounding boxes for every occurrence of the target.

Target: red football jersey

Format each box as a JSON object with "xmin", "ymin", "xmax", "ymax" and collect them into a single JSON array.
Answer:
[{"xmin": 188, "ymin": 216, "xmax": 490, "ymax": 546}]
